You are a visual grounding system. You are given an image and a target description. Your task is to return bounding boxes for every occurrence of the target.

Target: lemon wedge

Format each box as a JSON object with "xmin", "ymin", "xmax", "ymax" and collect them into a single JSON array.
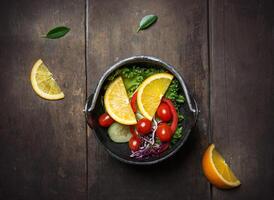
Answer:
[
  {"xmin": 30, "ymin": 59, "xmax": 64, "ymax": 100},
  {"xmin": 104, "ymin": 77, "xmax": 137, "ymax": 125}
]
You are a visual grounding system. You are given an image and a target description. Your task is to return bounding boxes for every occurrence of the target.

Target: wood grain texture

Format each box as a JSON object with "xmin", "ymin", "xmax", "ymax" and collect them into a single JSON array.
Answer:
[
  {"xmin": 0, "ymin": 0, "xmax": 86, "ymax": 199},
  {"xmin": 1, "ymin": 0, "xmax": 273, "ymax": 199},
  {"xmin": 87, "ymin": 0, "xmax": 210, "ymax": 199},
  {"xmin": 210, "ymin": 0, "xmax": 274, "ymax": 199}
]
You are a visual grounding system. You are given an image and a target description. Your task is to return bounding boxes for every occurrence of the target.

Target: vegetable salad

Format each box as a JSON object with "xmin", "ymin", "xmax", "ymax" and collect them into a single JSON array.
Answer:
[{"xmin": 99, "ymin": 66, "xmax": 185, "ymax": 159}]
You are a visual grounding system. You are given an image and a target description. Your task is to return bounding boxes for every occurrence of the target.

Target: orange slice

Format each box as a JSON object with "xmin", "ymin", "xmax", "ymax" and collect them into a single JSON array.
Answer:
[
  {"xmin": 104, "ymin": 77, "xmax": 137, "ymax": 125},
  {"xmin": 137, "ymin": 73, "xmax": 173, "ymax": 120},
  {"xmin": 30, "ymin": 59, "xmax": 64, "ymax": 100},
  {"xmin": 202, "ymin": 144, "xmax": 241, "ymax": 189}
]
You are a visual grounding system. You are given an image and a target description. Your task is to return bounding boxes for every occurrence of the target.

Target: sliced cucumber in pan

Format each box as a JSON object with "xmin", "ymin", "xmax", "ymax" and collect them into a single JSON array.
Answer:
[{"xmin": 108, "ymin": 122, "xmax": 132, "ymax": 143}]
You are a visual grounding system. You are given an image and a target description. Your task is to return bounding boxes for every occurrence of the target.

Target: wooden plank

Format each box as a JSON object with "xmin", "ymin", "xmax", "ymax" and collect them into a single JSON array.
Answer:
[
  {"xmin": 87, "ymin": 0, "xmax": 210, "ymax": 199},
  {"xmin": 0, "ymin": 0, "xmax": 86, "ymax": 199},
  {"xmin": 210, "ymin": 0, "xmax": 274, "ymax": 199}
]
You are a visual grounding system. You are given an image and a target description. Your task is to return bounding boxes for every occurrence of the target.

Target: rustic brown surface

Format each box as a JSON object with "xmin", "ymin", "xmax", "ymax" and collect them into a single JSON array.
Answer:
[
  {"xmin": 0, "ymin": 0, "xmax": 274, "ymax": 199},
  {"xmin": 87, "ymin": 0, "xmax": 210, "ymax": 199},
  {"xmin": 0, "ymin": 0, "xmax": 86, "ymax": 199},
  {"xmin": 210, "ymin": 0, "xmax": 274, "ymax": 199}
]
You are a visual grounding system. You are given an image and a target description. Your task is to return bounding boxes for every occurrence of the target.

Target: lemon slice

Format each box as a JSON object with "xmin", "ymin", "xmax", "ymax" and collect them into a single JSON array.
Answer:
[
  {"xmin": 104, "ymin": 77, "xmax": 137, "ymax": 125},
  {"xmin": 30, "ymin": 59, "xmax": 64, "ymax": 100},
  {"xmin": 202, "ymin": 144, "xmax": 241, "ymax": 189},
  {"xmin": 137, "ymin": 73, "xmax": 173, "ymax": 120}
]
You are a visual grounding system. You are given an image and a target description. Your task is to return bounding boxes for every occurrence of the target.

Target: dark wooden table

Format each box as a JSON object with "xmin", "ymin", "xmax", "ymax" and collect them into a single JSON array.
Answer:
[{"xmin": 0, "ymin": 0, "xmax": 273, "ymax": 199}]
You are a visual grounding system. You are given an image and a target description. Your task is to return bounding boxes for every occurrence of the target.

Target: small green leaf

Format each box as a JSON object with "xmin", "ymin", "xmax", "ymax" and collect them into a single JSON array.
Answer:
[
  {"xmin": 137, "ymin": 14, "xmax": 158, "ymax": 32},
  {"xmin": 43, "ymin": 26, "xmax": 70, "ymax": 39}
]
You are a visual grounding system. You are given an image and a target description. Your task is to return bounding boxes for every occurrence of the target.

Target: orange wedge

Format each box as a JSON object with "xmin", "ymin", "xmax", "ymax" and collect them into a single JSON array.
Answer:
[
  {"xmin": 104, "ymin": 77, "xmax": 137, "ymax": 125},
  {"xmin": 137, "ymin": 73, "xmax": 173, "ymax": 120},
  {"xmin": 30, "ymin": 59, "xmax": 64, "ymax": 100},
  {"xmin": 202, "ymin": 144, "xmax": 241, "ymax": 189}
]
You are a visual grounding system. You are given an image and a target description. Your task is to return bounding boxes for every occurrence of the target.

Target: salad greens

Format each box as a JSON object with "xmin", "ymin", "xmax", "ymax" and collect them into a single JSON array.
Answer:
[
  {"xmin": 171, "ymin": 124, "xmax": 183, "ymax": 144},
  {"xmin": 106, "ymin": 66, "xmax": 164, "ymax": 97},
  {"xmin": 165, "ymin": 79, "xmax": 185, "ymax": 109},
  {"xmin": 105, "ymin": 66, "xmax": 185, "ymax": 146}
]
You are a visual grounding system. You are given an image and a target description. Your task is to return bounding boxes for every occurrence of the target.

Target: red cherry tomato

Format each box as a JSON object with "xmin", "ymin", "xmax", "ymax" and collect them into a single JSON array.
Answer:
[
  {"xmin": 156, "ymin": 123, "xmax": 172, "ymax": 142},
  {"xmin": 98, "ymin": 113, "xmax": 114, "ymax": 127},
  {"xmin": 129, "ymin": 136, "xmax": 141, "ymax": 151},
  {"xmin": 137, "ymin": 118, "xmax": 152, "ymax": 134},
  {"xmin": 157, "ymin": 103, "xmax": 172, "ymax": 122}
]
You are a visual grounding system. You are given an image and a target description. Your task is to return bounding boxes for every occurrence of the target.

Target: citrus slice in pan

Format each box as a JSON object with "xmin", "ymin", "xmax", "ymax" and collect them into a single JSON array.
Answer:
[
  {"xmin": 104, "ymin": 77, "xmax": 137, "ymax": 125},
  {"xmin": 137, "ymin": 73, "xmax": 173, "ymax": 120}
]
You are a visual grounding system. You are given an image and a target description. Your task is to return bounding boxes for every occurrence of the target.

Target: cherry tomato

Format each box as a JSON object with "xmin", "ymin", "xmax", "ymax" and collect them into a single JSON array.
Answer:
[
  {"xmin": 157, "ymin": 103, "xmax": 172, "ymax": 122},
  {"xmin": 156, "ymin": 123, "xmax": 172, "ymax": 142},
  {"xmin": 129, "ymin": 136, "xmax": 141, "ymax": 151},
  {"xmin": 98, "ymin": 113, "xmax": 114, "ymax": 127},
  {"xmin": 137, "ymin": 118, "xmax": 152, "ymax": 134}
]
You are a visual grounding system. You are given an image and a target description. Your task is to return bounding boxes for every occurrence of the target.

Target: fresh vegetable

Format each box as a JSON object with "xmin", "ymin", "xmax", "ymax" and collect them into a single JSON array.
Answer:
[
  {"xmin": 164, "ymin": 80, "xmax": 184, "ymax": 143},
  {"xmin": 107, "ymin": 123, "xmax": 132, "ymax": 143},
  {"xmin": 98, "ymin": 113, "xmax": 114, "ymax": 127},
  {"xmin": 156, "ymin": 123, "xmax": 172, "ymax": 142},
  {"xmin": 130, "ymin": 92, "xmax": 138, "ymax": 113},
  {"xmin": 129, "ymin": 136, "xmax": 141, "ymax": 151},
  {"xmin": 103, "ymin": 68, "xmax": 187, "ymax": 159},
  {"xmin": 170, "ymin": 115, "xmax": 183, "ymax": 144},
  {"xmin": 137, "ymin": 14, "xmax": 158, "ymax": 32},
  {"xmin": 137, "ymin": 118, "xmax": 152, "ymax": 135},
  {"xmin": 157, "ymin": 103, "xmax": 172, "ymax": 122},
  {"xmin": 171, "ymin": 126, "xmax": 183, "ymax": 145},
  {"xmin": 43, "ymin": 26, "xmax": 70, "ymax": 39},
  {"xmin": 105, "ymin": 66, "xmax": 165, "ymax": 97},
  {"xmin": 165, "ymin": 79, "xmax": 185, "ymax": 109},
  {"xmin": 162, "ymin": 98, "xmax": 178, "ymax": 134},
  {"xmin": 130, "ymin": 142, "xmax": 169, "ymax": 159},
  {"xmin": 130, "ymin": 126, "xmax": 138, "ymax": 137}
]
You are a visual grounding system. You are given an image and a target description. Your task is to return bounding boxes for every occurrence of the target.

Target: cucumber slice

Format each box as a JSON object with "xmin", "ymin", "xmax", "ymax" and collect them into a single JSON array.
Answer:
[{"xmin": 108, "ymin": 122, "xmax": 132, "ymax": 143}]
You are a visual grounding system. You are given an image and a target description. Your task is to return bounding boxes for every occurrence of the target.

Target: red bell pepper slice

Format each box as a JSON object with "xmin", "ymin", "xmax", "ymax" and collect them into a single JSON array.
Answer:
[
  {"xmin": 130, "ymin": 126, "xmax": 138, "ymax": 137},
  {"xmin": 162, "ymin": 98, "xmax": 178, "ymax": 134},
  {"xmin": 130, "ymin": 92, "xmax": 138, "ymax": 113}
]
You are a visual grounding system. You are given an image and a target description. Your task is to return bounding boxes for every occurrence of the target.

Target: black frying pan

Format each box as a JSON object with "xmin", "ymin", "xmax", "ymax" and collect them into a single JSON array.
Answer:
[{"xmin": 84, "ymin": 56, "xmax": 199, "ymax": 165}]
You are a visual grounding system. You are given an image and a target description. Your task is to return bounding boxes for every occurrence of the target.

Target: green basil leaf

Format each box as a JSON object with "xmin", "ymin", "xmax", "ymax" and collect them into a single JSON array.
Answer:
[
  {"xmin": 43, "ymin": 26, "xmax": 70, "ymax": 39},
  {"xmin": 137, "ymin": 15, "xmax": 158, "ymax": 32}
]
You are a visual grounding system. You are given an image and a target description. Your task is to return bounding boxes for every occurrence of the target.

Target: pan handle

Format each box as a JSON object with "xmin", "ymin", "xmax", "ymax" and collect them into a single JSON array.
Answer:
[
  {"xmin": 170, "ymin": 67, "xmax": 199, "ymax": 122},
  {"xmin": 190, "ymin": 96, "xmax": 199, "ymax": 124},
  {"xmin": 84, "ymin": 93, "xmax": 95, "ymax": 129}
]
